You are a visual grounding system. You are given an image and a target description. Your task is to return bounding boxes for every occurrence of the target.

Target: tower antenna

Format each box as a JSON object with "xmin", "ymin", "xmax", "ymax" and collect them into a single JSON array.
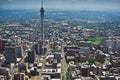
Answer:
[{"xmin": 41, "ymin": 0, "xmax": 43, "ymax": 8}]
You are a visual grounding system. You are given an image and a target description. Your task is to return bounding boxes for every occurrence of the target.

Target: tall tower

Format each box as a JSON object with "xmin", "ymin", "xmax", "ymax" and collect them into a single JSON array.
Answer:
[{"xmin": 40, "ymin": 0, "xmax": 45, "ymax": 54}]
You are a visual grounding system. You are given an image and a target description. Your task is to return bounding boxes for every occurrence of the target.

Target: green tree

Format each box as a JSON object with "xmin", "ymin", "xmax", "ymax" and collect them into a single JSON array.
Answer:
[
  {"xmin": 88, "ymin": 58, "xmax": 97, "ymax": 63},
  {"xmin": 118, "ymin": 68, "xmax": 120, "ymax": 74},
  {"xmin": 66, "ymin": 72, "xmax": 71, "ymax": 80},
  {"xmin": 62, "ymin": 76, "xmax": 66, "ymax": 80}
]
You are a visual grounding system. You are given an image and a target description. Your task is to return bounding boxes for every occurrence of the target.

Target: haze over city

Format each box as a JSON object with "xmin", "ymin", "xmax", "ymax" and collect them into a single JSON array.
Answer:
[
  {"xmin": 0, "ymin": 0, "xmax": 120, "ymax": 80},
  {"xmin": 0, "ymin": 0, "xmax": 120, "ymax": 10}
]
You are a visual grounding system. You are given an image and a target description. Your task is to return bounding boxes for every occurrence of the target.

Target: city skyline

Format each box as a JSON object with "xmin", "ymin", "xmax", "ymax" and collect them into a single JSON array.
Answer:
[
  {"xmin": 0, "ymin": 0, "xmax": 120, "ymax": 10},
  {"xmin": 0, "ymin": 0, "xmax": 120, "ymax": 80}
]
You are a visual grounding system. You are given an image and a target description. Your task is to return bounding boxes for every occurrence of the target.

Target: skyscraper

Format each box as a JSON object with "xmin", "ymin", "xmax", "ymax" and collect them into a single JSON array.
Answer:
[
  {"xmin": 40, "ymin": 0, "xmax": 45, "ymax": 54},
  {"xmin": 4, "ymin": 43, "xmax": 17, "ymax": 63},
  {"xmin": 28, "ymin": 49, "xmax": 36, "ymax": 63},
  {"xmin": 4, "ymin": 42, "xmax": 23, "ymax": 63}
]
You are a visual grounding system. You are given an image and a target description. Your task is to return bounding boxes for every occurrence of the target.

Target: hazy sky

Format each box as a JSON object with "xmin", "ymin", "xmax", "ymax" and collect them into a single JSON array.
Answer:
[{"xmin": 0, "ymin": 0, "xmax": 120, "ymax": 10}]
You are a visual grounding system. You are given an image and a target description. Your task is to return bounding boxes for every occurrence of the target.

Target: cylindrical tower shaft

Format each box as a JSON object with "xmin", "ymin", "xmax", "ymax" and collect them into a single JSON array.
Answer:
[{"xmin": 40, "ymin": 0, "xmax": 45, "ymax": 54}]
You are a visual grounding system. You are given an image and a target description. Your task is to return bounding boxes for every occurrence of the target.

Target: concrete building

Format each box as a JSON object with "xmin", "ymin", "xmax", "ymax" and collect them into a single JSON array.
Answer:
[
  {"xmin": 10, "ymin": 63, "xmax": 15, "ymax": 74},
  {"xmin": 96, "ymin": 50, "xmax": 105, "ymax": 61},
  {"xmin": 105, "ymin": 39, "xmax": 116, "ymax": 52},
  {"xmin": 0, "ymin": 76, "xmax": 7, "ymax": 80},
  {"xmin": 28, "ymin": 50, "xmax": 36, "ymax": 63},
  {"xmin": 4, "ymin": 43, "xmax": 17, "ymax": 63},
  {"xmin": 4, "ymin": 42, "xmax": 23, "ymax": 63},
  {"xmin": 81, "ymin": 64, "xmax": 90, "ymax": 77},
  {"xmin": 14, "ymin": 73, "xmax": 25, "ymax": 80},
  {"xmin": 99, "ymin": 76, "xmax": 116, "ymax": 80},
  {"xmin": 18, "ymin": 63, "xmax": 28, "ymax": 72},
  {"xmin": 41, "ymin": 68, "xmax": 61, "ymax": 79},
  {"xmin": 16, "ymin": 45, "xmax": 24, "ymax": 58},
  {"xmin": 79, "ymin": 41, "xmax": 92, "ymax": 48},
  {"xmin": 0, "ymin": 67, "xmax": 10, "ymax": 80},
  {"xmin": 29, "ymin": 32, "xmax": 37, "ymax": 42},
  {"xmin": 80, "ymin": 47, "xmax": 90, "ymax": 58},
  {"xmin": 54, "ymin": 52, "xmax": 61, "ymax": 63},
  {"xmin": 105, "ymin": 38, "xmax": 120, "ymax": 53},
  {"xmin": 32, "ymin": 42, "xmax": 47, "ymax": 55},
  {"xmin": 0, "ymin": 39, "xmax": 7, "ymax": 54}
]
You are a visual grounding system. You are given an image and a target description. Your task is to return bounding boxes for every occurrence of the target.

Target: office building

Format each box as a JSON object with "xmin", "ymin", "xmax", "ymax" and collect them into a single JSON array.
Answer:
[
  {"xmin": 28, "ymin": 50, "xmax": 36, "ymax": 63},
  {"xmin": 54, "ymin": 52, "xmax": 61, "ymax": 63},
  {"xmin": 4, "ymin": 42, "xmax": 23, "ymax": 63},
  {"xmin": 14, "ymin": 73, "xmax": 25, "ymax": 80},
  {"xmin": 4, "ymin": 43, "xmax": 17, "ymax": 63},
  {"xmin": 16, "ymin": 45, "xmax": 24, "ymax": 58},
  {"xmin": 0, "ymin": 39, "xmax": 7, "ymax": 54}
]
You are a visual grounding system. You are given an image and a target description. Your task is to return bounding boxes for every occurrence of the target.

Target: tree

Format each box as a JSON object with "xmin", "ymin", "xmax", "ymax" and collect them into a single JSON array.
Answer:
[
  {"xmin": 66, "ymin": 72, "xmax": 71, "ymax": 80},
  {"xmin": 118, "ymin": 68, "xmax": 120, "ymax": 74},
  {"xmin": 62, "ymin": 76, "xmax": 66, "ymax": 80},
  {"xmin": 88, "ymin": 58, "xmax": 97, "ymax": 63}
]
